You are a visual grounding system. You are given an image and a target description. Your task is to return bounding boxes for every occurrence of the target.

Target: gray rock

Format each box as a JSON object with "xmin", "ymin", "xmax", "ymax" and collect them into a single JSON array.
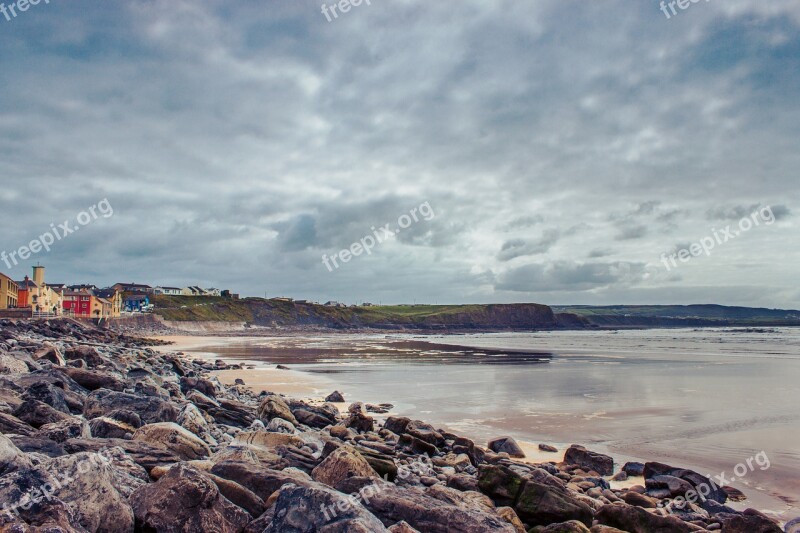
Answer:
[{"xmin": 488, "ymin": 436, "xmax": 526, "ymax": 458}]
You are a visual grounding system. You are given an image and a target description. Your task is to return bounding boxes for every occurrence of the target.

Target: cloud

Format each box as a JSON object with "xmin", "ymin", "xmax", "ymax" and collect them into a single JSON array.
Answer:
[{"xmin": 495, "ymin": 261, "xmax": 648, "ymax": 293}]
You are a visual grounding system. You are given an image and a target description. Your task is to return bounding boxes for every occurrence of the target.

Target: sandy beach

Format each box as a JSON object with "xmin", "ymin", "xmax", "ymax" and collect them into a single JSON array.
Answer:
[{"xmin": 155, "ymin": 331, "xmax": 800, "ymax": 522}]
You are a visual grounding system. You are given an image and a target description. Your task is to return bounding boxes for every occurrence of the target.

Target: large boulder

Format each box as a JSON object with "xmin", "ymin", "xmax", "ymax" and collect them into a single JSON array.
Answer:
[
  {"xmin": 257, "ymin": 394, "xmax": 297, "ymax": 426},
  {"xmin": 37, "ymin": 417, "xmax": 90, "ymax": 443},
  {"xmin": 488, "ymin": 436, "xmax": 526, "ymax": 458},
  {"xmin": 13, "ymin": 399, "xmax": 74, "ymax": 428},
  {"xmin": 64, "ymin": 437, "xmax": 182, "ymax": 471},
  {"xmin": 0, "ymin": 353, "xmax": 29, "ymax": 374},
  {"xmin": 643, "ymin": 462, "xmax": 727, "ymax": 505},
  {"xmin": 0, "ymin": 433, "xmax": 32, "ymax": 476},
  {"xmin": 716, "ymin": 510, "xmax": 783, "ymax": 533},
  {"xmin": 595, "ymin": 502, "xmax": 693, "ymax": 533},
  {"xmin": 63, "ymin": 345, "xmax": 108, "ymax": 367},
  {"xmin": 514, "ymin": 480, "xmax": 594, "ymax": 528},
  {"xmin": 131, "ymin": 463, "xmax": 250, "ymax": 533},
  {"xmin": 564, "ymin": 445, "xmax": 614, "ymax": 476},
  {"xmin": 132, "ymin": 422, "xmax": 211, "ymax": 461},
  {"xmin": 0, "ymin": 411, "xmax": 35, "ymax": 436},
  {"xmin": 0, "ymin": 451, "xmax": 138, "ymax": 533},
  {"xmin": 83, "ymin": 389, "xmax": 178, "ymax": 424},
  {"xmin": 210, "ymin": 460, "xmax": 314, "ymax": 501},
  {"xmin": 55, "ymin": 367, "xmax": 125, "ymax": 391},
  {"xmin": 89, "ymin": 416, "xmax": 137, "ymax": 439},
  {"xmin": 312, "ymin": 446, "xmax": 378, "ymax": 488},
  {"xmin": 356, "ymin": 480, "xmax": 518, "ymax": 533},
  {"xmin": 265, "ymin": 482, "xmax": 389, "ymax": 532},
  {"xmin": 177, "ymin": 403, "xmax": 216, "ymax": 446}
]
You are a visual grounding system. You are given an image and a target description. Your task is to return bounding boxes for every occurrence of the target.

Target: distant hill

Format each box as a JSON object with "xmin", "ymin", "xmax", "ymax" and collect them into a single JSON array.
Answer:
[
  {"xmin": 151, "ymin": 296, "xmax": 573, "ymax": 331},
  {"xmin": 150, "ymin": 297, "xmax": 800, "ymax": 330},
  {"xmin": 552, "ymin": 304, "xmax": 800, "ymax": 327}
]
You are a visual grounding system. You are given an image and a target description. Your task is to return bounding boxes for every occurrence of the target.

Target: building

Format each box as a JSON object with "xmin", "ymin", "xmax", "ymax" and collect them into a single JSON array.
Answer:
[
  {"xmin": 16, "ymin": 266, "xmax": 62, "ymax": 316},
  {"xmin": 205, "ymin": 288, "xmax": 221, "ymax": 297},
  {"xmin": 0, "ymin": 273, "xmax": 18, "ymax": 309},
  {"xmin": 182, "ymin": 286, "xmax": 209, "ymax": 296},
  {"xmin": 221, "ymin": 290, "xmax": 239, "ymax": 300},
  {"xmin": 154, "ymin": 286, "xmax": 183, "ymax": 296},
  {"xmin": 124, "ymin": 294, "xmax": 151, "ymax": 312},
  {"xmin": 95, "ymin": 288, "xmax": 122, "ymax": 318},
  {"xmin": 324, "ymin": 301, "xmax": 346, "ymax": 308},
  {"xmin": 112, "ymin": 283, "xmax": 154, "ymax": 294},
  {"xmin": 62, "ymin": 290, "xmax": 94, "ymax": 317}
]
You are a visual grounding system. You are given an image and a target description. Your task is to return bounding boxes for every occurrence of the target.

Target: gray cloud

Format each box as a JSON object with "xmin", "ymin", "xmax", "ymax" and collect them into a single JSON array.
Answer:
[{"xmin": 0, "ymin": 0, "xmax": 797, "ymax": 307}]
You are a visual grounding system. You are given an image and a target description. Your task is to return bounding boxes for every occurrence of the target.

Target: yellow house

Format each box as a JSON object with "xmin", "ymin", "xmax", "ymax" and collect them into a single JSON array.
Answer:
[
  {"xmin": 20, "ymin": 266, "xmax": 62, "ymax": 316},
  {"xmin": 95, "ymin": 288, "xmax": 122, "ymax": 318},
  {"xmin": 0, "ymin": 272, "xmax": 18, "ymax": 309}
]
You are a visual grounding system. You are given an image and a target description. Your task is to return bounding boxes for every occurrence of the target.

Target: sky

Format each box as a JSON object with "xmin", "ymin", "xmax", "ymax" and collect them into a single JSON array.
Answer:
[{"xmin": 0, "ymin": 0, "xmax": 798, "ymax": 307}]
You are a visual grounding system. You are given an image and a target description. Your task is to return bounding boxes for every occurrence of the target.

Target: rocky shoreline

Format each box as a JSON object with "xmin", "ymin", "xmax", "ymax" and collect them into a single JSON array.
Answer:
[{"xmin": 0, "ymin": 319, "xmax": 795, "ymax": 533}]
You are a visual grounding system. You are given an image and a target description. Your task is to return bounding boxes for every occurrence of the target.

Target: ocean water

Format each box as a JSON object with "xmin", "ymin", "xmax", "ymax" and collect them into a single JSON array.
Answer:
[{"xmin": 196, "ymin": 327, "xmax": 800, "ymax": 519}]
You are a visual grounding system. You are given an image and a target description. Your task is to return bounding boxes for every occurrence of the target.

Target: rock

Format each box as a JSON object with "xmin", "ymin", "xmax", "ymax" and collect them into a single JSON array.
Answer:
[
  {"xmin": 478, "ymin": 464, "xmax": 526, "ymax": 506},
  {"xmin": 622, "ymin": 461, "xmax": 645, "ymax": 477},
  {"xmin": 488, "ymin": 436, "xmax": 526, "ymax": 458},
  {"xmin": 14, "ymin": 399, "xmax": 74, "ymax": 428},
  {"xmin": 204, "ymin": 471, "xmax": 266, "ymax": 518},
  {"xmin": 722, "ymin": 485, "xmax": 747, "ymax": 502},
  {"xmin": 208, "ymin": 398, "xmax": 257, "ymax": 428},
  {"xmin": 389, "ymin": 522, "xmax": 421, "ymax": 533},
  {"xmin": 344, "ymin": 411, "xmax": 375, "ymax": 433},
  {"xmin": 325, "ymin": 390, "xmax": 345, "ymax": 402},
  {"xmin": 356, "ymin": 480, "xmax": 518, "ymax": 533},
  {"xmin": 0, "ymin": 451, "xmax": 138, "ymax": 533},
  {"xmin": 83, "ymin": 389, "xmax": 178, "ymax": 424},
  {"xmin": 384, "ymin": 416, "xmax": 411, "ymax": 435},
  {"xmin": 37, "ymin": 417, "xmax": 90, "ymax": 443},
  {"xmin": 106, "ymin": 409, "xmax": 143, "ymax": 428},
  {"xmin": 495, "ymin": 506, "xmax": 526, "ymax": 533},
  {"xmin": 366, "ymin": 403, "xmax": 393, "ymax": 414},
  {"xmin": 646, "ymin": 474, "xmax": 696, "ymax": 499},
  {"xmin": 539, "ymin": 443, "xmax": 559, "ymax": 453},
  {"xmin": 717, "ymin": 510, "xmax": 782, "ymax": 533},
  {"xmin": 55, "ymin": 366, "xmax": 125, "ymax": 391},
  {"xmin": 133, "ymin": 422, "xmax": 212, "ymax": 460},
  {"xmin": 611, "ymin": 471, "xmax": 628, "ymax": 481},
  {"xmin": 644, "ymin": 461, "xmax": 727, "ymax": 504},
  {"xmin": 179, "ymin": 376, "xmax": 217, "ymax": 397},
  {"xmin": 177, "ymin": 403, "xmax": 216, "ymax": 445},
  {"xmin": 312, "ymin": 446, "xmax": 377, "ymax": 488},
  {"xmin": 8, "ymin": 435, "xmax": 65, "ymax": 457},
  {"xmin": 540, "ymin": 521, "xmax": 592, "ymax": 533},
  {"xmin": 0, "ymin": 433, "xmax": 32, "ymax": 476},
  {"xmin": 564, "ymin": 445, "xmax": 614, "ymax": 476},
  {"xmin": 132, "ymin": 463, "xmax": 250, "ymax": 532},
  {"xmin": 0, "ymin": 353, "xmax": 29, "ymax": 374},
  {"xmin": 785, "ymin": 517, "xmax": 800, "ymax": 533},
  {"xmin": 265, "ymin": 481, "xmax": 390, "ymax": 532},
  {"xmin": 64, "ymin": 345, "xmax": 108, "ymax": 367},
  {"xmin": 210, "ymin": 460, "xmax": 313, "ymax": 500},
  {"xmin": 89, "ymin": 416, "xmax": 137, "ymax": 439},
  {"xmin": 256, "ymin": 394, "xmax": 297, "ymax": 426},
  {"xmin": 34, "ymin": 345, "xmax": 65, "ymax": 366},
  {"xmin": 0, "ymin": 411, "xmax": 35, "ymax": 436},
  {"xmin": 405, "ymin": 420, "xmax": 445, "ymax": 447},
  {"xmin": 21, "ymin": 382, "xmax": 71, "ymax": 414},
  {"xmin": 514, "ymin": 479, "xmax": 594, "ymax": 528},
  {"xmin": 291, "ymin": 402, "xmax": 338, "ymax": 428},
  {"xmin": 622, "ymin": 490, "xmax": 659, "ymax": 509},
  {"xmin": 266, "ymin": 417, "xmax": 296, "ymax": 434},
  {"xmin": 595, "ymin": 502, "xmax": 693, "ymax": 533},
  {"xmin": 65, "ymin": 437, "xmax": 182, "ymax": 471}
]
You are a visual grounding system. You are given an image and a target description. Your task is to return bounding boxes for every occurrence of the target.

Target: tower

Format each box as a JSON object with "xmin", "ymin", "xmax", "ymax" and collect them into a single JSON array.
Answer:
[{"xmin": 32, "ymin": 265, "xmax": 45, "ymax": 287}]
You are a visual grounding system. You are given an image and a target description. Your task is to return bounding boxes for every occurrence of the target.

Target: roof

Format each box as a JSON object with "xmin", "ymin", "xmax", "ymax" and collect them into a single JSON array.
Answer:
[
  {"xmin": 15, "ymin": 279, "xmax": 39, "ymax": 289},
  {"xmin": 94, "ymin": 289, "xmax": 118, "ymax": 298},
  {"xmin": 115, "ymin": 283, "xmax": 152, "ymax": 289},
  {"xmin": 125, "ymin": 295, "xmax": 149, "ymax": 301}
]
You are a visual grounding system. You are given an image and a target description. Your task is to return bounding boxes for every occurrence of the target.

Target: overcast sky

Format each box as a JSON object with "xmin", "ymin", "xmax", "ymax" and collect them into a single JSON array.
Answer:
[{"xmin": 0, "ymin": 0, "xmax": 798, "ymax": 307}]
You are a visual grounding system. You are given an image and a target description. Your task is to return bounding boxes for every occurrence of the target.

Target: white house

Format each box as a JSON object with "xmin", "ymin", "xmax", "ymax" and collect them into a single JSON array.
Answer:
[{"xmin": 154, "ymin": 286, "xmax": 183, "ymax": 296}]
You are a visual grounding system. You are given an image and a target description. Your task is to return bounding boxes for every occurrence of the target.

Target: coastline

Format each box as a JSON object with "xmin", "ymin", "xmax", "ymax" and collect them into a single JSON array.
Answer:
[{"xmin": 156, "ymin": 333, "xmax": 797, "ymax": 523}]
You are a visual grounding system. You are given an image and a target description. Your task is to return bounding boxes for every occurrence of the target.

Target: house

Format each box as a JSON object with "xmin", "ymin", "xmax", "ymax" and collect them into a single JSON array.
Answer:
[
  {"xmin": 154, "ymin": 286, "xmax": 183, "ymax": 296},
  {"xmin": 124, "ymin": 294, "xmax": 150, "ymax": 312},
  {"xmin": 0, "ymin": 273, "xmax": 18, "ymax": 309},
  {"xmin": 61, "ymin": 290, "xmax": 94, "ymax": 318},
  {"xmin": 16, "ymin": 266, "xmax": 61, "ymax": 316},
  {"xmin": 205, "ymin": 288, "xmax": 221, "ymax": 297},
  {"xmin": 221, "ymin": 290, "xmax": 239, "ymax": 300},
  {"xmin": 324, "ymin": 301, "xmax": 346, "ymax": 308},
  {"xmin": 95, "ymin": 288, "xmax": 122, "ymax": 318},
  {"xmin": 68, "ymin": 284, "xmax": 98, "ymax": 292},
  {"xmin": 182, "ymin": 286, "xmax": 206, "ymax": 296},
  {"xmin": 112, "ymin": 283, "xmax": 154, "ymax": 294}
]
